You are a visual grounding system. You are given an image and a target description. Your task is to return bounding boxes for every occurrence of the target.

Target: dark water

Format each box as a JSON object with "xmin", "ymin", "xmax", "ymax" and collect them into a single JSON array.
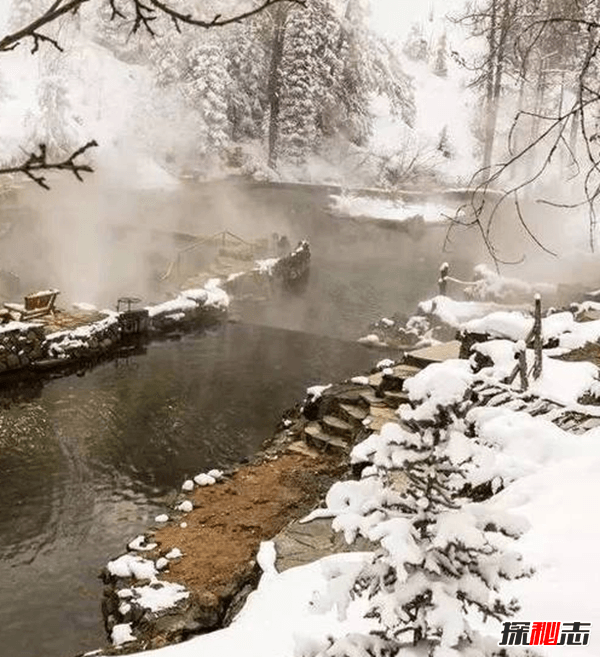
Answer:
[{"xmin": 0, "ymin": 324, "xmax": 388, "ymax": 657}]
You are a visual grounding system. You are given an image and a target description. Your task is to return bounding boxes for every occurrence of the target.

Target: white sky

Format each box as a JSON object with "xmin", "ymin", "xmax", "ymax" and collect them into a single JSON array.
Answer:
[{"xmin": 369, "ymin": 0, "xmax": 467, "ymax": 41}]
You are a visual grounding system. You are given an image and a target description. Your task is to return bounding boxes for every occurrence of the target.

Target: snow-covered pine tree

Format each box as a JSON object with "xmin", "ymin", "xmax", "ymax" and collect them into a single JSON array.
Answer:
[
  {"xmin": 310, "ymin": 406, "xmax": 532, "ymax": 657},
  {"xmin": 434, "ymin": 32, "xmax": 448, "ymax": 77},
  {"xmin": 226, "ymin": 17, "xmax": 270, "ymax": 142},
  {"xmin": 94, "ymin": 0, "xmax": 142, "ymax": 63},
  {"xmin": 276, "ymin": 2, "xmax": 323, "ymax": 165},
  {"xmin": 403, "ymin": 22, "xmax": 429, "ymax": 62},
  {"xmin": 184, "ymin": 38, "xmax": 231, "ymax": 157},
  {"xmin": 438, "ymin": 125, "xmax": 452, "ymax": 158},
  {"xmin": 26, "ymin": 74, "xmax": 79, "ymax": 159},
  {"xmin": 334, "ymin": 0, "xmax": 375, "ymax": 147},
  {"xmin": 372, "ymin": 39, "xmax": 416, "ymax": 128}
]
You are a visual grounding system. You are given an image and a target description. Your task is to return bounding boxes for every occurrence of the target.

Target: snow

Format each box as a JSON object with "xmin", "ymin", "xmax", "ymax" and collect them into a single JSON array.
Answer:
[
  {"xmin": 108, "ymin": 553, "xmax": 376, "ymax": 657},
  {"xmin": 350, "ymin": 376, "xmax": 369, "ymax": 385},
  {"xmin": 193, "ymin": 473, "xmax": 216, "ymax": 486},
  {"xmin": 256, "ymin": 258, "xmax": 279, "ymax": 275},
  {"xmin": 330, "ymin": 194, "xmax": 449, "ymax": 224},
  {"xmin": 156, "ymin": 558, "xmax": 169, "ymax": 571},
  {"xmin": 128, "ymin": 535, "xmax": 158, "ymax": 552},
  {"xmin": 146, "ymin": 280, "xmax": 229, "ymax": 321},
  {"xmin": 476, "ymin": 339, "xmax": 599, "ymax": 405},
  {"xmin": 418, "ymin": 295, "xmax": 519, "ymax": 327},
  {"xmin": 257, "ymin": 541, "xmax": 278, "ymax": 577},
  {"xmin": 306, "ymin": 384, "xmax": 332, "ymax": 401},
  {"xmin": 111, "ymin": 623, "xmax": 136, "ymax": 646},
  {"xmin": 357, "ymin": 333, "xmax": 387, "ymax": 346},
  {"xmin": 132, "ymin": 582, "xmax": 190, "ymax": 612},
  {"xmin": 165, "ymin": 548, "xmax": 183, "ymax": 560},
  {"xmin": 485, "ymin": 439, "xmax": 600, "ymax": 657},
  {"xmin": 404, "ymin": 359, "xmax": 474, "ymax": 406},
  {"xmin": 207, "ymin": 469, "xmax": 224, "ymax": 480},
  {"xmin": 107, "ymin": 554, "xmax": 157, "ymax": 581}
]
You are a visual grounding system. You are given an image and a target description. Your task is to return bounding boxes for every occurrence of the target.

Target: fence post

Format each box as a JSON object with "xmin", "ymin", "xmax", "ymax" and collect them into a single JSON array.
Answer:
[
  {"xmin": 438, "ymin": 262, "xmax": 449, "ymax": 296},
  {"xmin": 533, "ymin": 293, "xmax": 543, "ymax": 379},
  {"xmin": 517, "ymin": 340, "xmax": 528, "ymax": 392}
]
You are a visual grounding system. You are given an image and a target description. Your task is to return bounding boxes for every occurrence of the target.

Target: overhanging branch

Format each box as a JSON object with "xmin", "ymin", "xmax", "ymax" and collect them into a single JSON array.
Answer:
[{"xmin": 0, "ymin": 141, "xmax": 99, "ymax": 190}]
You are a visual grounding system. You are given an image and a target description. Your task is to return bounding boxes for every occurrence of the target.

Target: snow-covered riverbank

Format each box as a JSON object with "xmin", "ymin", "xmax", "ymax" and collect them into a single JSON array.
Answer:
[{"xmin": 88, "ymin": 290, "xmax": 600, "ymax": 657}]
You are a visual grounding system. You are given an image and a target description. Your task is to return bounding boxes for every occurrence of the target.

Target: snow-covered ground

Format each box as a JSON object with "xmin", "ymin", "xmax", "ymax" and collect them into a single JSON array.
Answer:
[{"xmin": 330, "ymin": 194, "xmax": 450, "ymax": 224}]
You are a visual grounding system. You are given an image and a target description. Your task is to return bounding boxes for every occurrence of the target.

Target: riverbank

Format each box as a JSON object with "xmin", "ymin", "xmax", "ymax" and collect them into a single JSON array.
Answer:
[
  {"xmin": 92, "ymin": 287, "xmax": 600, "ymax": 657},
  {"xmin": 0, "ymin": 242, "xmax": 310, "ymax": 383}
]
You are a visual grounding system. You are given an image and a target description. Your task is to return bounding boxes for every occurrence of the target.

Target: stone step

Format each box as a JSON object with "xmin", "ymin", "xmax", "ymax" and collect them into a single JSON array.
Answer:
[
  {"xmin": 321, "ymin": 414, "xmax": 354, "ymax": 439},
  {"xmin": 368, "ymin": 372, "xmax": 384, "ymax": 387},
  {"xmin": 580, "ymin": 417, "xmax": 600, "ymax": 431},
  {"xmin": 504, "ymin": 399, "xmax": 528, "ymax": 411},
  {"xmin": 303, "ymin": 422, "xmax": 347, "ymax": 452},
  {"xmin": 359, "ymin": 389, "xmax": 386, "ymax": 408},
  {"xmin": 338, "ymin": 403, "xmax": 368, "ymax": 425},
  {"xmin": 486, "ymin": 392, "xmax": 513, "ymax": 407},
  {"xmin": 383, "ymin": 390, "xmax": 411, "ymax": 409},
  {"xmin": 335, "ymin": 388, "xmax": 370, "ymax": 405},
  {"xmin": 404, "ymin": 340, "xmax": 462, "ymax": 368},
  {"xmin": 368, "ymin": 405, "xmax": 398, "ymax": 421},
  {"xmin": 390, "ymin": 364, "xmax": 421, "ymax": 380}
]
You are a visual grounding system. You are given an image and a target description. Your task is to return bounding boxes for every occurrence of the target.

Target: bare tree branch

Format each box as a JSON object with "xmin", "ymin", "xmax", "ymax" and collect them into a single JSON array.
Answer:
[
  {"xmin": 111, "ymin": 0, "xmax": 305, "ymax": 36},
  {"xmin": 0, "ymin": 0, "xmax": 90, "ymax": 54},
  {"xmin": 0, "ymin": 141, "xmax": 98, "ymax": 190}
]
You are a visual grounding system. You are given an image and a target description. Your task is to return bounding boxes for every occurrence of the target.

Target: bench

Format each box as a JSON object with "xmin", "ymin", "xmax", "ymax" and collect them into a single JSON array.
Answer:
[{"xmin": 5, "ymin": 289, "xmax": 60, "ymax": 321}]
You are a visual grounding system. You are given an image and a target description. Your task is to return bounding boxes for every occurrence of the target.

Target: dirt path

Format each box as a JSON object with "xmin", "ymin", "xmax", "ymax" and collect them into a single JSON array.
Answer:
[{"xmin": 154, "ymin": 449, "xmax": 344, "ymax": 598}]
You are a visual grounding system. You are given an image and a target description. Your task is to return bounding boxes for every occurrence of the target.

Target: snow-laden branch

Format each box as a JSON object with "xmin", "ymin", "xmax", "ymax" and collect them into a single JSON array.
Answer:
[
  {"xmin": 0, "ymin": 1, "xmax": 305, "ymax": 54},
  {"xmin": 0, "ymin": 0, "xmax": 90, "ymax": 54},
  {"xmin": 110, "ymin": 0, "xmax": 306, "ymax": 36},
  {"xmin": 0, "ymin": 141, "xmax": 98, "ymax": 190}
]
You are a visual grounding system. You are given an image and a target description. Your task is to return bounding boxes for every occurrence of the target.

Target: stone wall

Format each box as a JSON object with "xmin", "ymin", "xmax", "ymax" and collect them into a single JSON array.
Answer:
[
  {"xmin": 44, "ymin": 313, "xmax": 121, "ymax": 361},
  {"xmin": 0, "ymin": 322, "xmax": 45, "ymax": 372}
]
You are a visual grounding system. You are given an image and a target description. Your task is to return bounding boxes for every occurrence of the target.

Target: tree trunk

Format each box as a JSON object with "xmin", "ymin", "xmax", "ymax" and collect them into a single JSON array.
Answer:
[
  {"xmin": 267, "ymin": 6, "xmax": 288, "ymax": 169},
  {"xmin": 482, "ymin": 0, "xmax": 499, "ymax": 171}
]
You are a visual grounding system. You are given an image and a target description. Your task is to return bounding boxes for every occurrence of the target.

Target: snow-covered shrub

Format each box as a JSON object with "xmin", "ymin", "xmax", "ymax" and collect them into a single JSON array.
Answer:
[{"xmin": 312, "ymin": 400, "xmax": 531, "ymax": 657}]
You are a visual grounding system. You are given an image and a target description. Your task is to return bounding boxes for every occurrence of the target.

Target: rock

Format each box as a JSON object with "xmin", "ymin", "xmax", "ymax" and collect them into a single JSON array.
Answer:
[{"xmin": 6, "ymin": 353, "xmax": 19, "ymax": 369}]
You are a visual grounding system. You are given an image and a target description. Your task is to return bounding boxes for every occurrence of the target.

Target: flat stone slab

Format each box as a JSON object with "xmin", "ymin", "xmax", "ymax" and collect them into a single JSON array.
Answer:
[
  {"xmin": 274, "ymin": 517, "xmax": 377, "ymax": 572},
  {"xmin": 405, "ymin": 340, "xmax": 462, "ymax": 367},
  {"xmin": 390, "ymin": 364, "xmax": 422, "ymax": 379}
]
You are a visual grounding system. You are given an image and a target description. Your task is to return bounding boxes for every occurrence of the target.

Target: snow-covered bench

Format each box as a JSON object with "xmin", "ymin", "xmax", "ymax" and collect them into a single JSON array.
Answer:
[{"xmin": 4, "ymin": 289, "xmax": 60, "ymax": 321}]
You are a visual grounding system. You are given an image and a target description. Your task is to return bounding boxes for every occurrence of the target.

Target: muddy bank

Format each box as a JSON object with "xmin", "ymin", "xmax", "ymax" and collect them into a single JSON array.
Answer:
[{"xmin": 100, "ymin": 425, "xmax": 347, "ymax": 653}]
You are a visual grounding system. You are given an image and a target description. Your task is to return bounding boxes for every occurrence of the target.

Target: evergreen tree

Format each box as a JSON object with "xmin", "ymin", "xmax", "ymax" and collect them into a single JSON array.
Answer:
[
  {"xmin": 276, "ymin": 4, "xmax": 321, "ymax": 164},
  {"xmin": 184, "ymin": 39, "xmax": 231, "ymax": 157},
  {"xmin": 335, "ymin": 0, "xmax": 375, "ymax": 147},
  {"xmin": 26, "ymin": 74, "xmax": 79, "ymax": 158},
  {"xmin": 309, "ymin": 407, "xmax": 531, "ymax": 657},
  {"xmin": 226, "ymin": 19, "xmax": 270, "ymax": 142},
  {"xmin": 434, "ymin": 32, "xmax": 448, "ymax": 77},
  {"xmin": 403, "ymin": 22, "xmax": 429, "ymax": 62}
]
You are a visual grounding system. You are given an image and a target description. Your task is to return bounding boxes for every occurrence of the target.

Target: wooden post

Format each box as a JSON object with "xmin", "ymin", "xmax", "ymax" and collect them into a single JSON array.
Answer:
[
  {"xmin": 532, "ymin": 294, "xmax": 543, "ymax": 379},
  {"xmin": 517, "ymin": 341, "xmax": 528, "ymax": 392},
  {"xmin": 438, "ymin": 262, "xmax": 449, "ymax": 296}
]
